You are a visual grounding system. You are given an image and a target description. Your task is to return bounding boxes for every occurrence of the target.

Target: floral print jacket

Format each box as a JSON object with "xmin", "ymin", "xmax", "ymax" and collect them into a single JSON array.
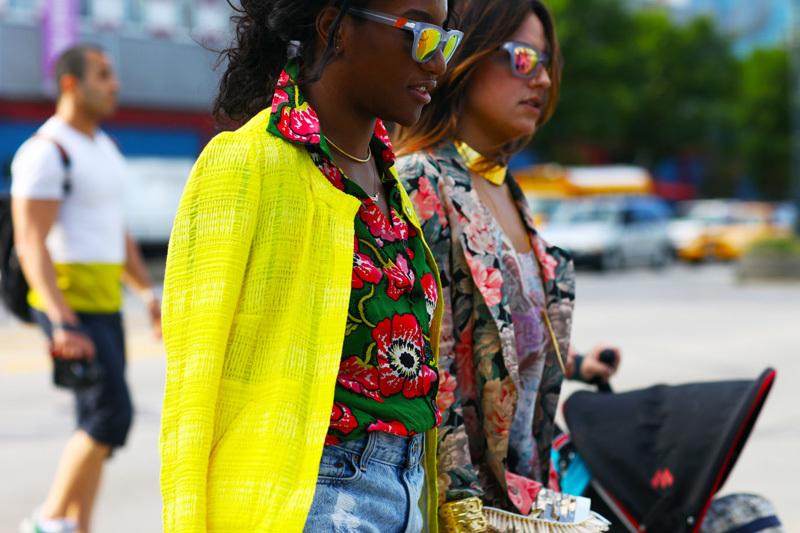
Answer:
[{"xmin": 397, "ymin": 143, "xmax": 576, "ymax": 513}]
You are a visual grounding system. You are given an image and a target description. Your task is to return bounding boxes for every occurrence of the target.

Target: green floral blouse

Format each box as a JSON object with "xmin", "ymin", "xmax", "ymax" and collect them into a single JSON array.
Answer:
[{"xmin": 267, "ymin": 64, "xmax": 440, "ymax": 444}]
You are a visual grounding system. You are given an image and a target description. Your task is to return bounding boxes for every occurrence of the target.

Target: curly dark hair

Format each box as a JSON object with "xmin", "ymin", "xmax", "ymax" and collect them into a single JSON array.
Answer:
[{"xmin": 214, "ymin": 0, "xmax": 372, "ymax": 123}]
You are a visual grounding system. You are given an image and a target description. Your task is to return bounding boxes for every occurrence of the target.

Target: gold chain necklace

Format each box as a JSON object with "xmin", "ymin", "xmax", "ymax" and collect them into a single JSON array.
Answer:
[
  {"xmin": 324, "ymin": 134, "xmax": 382, "ymax": 202},
  {"xmin": 323, "ymin": 134, "xmax": 372, "ymax": 164}
]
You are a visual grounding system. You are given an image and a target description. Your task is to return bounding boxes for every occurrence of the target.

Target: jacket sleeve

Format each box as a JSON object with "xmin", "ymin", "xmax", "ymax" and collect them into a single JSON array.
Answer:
[
  {"xmin": 400, "ymin": 154, "xmax": 484, "ymax": 505},
  {"xmin": 159, "ymin": 132, "xmax": 261, "ymax": 532}
]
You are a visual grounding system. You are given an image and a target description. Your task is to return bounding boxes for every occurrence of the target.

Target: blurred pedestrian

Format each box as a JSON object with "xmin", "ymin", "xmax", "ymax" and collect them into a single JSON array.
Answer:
[
  {"xmin": 395, "ymin": 1, "xmax": 610, "ymax": 530},
  {"xmin": 12, "ymin": 44, "xmax": 161, "ymax": 533},
  {"xmin": 159, "ymin": 1, "xmax": 462, "ymax": 531}
]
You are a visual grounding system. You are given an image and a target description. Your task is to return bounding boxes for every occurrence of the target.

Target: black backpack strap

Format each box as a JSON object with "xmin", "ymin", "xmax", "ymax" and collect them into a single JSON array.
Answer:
[{"xmin": 32, "ymin": 134, "xmax": 72, "ymax": 195}]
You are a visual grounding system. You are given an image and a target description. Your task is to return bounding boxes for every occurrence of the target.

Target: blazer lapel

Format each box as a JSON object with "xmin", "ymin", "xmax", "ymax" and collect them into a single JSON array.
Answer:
[{"xmin": 433, "ymin": 143, "xmax": 522, "ymax": 388}]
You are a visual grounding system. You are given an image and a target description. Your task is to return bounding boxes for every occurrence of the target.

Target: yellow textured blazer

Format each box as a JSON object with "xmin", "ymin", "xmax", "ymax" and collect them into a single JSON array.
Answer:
[{"xmin": 160, "ymin": 109, "xmax": 443, "ymax": 533}]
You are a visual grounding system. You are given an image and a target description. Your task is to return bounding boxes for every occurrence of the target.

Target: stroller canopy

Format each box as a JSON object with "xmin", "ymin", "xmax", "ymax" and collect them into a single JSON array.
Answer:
[{"xmin": 564, "ymin": 368, "xmax": 776, "ymax": 533}]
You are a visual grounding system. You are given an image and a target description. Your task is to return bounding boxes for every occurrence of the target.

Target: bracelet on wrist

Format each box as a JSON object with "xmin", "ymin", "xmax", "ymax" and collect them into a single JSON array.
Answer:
[
  {"xmin": 573, "ymin": 354, "xmax": 588, "ymax": 382},
  {"xmin": 52, "ymin": 322, "xmax": 82, "ymax": 334}
]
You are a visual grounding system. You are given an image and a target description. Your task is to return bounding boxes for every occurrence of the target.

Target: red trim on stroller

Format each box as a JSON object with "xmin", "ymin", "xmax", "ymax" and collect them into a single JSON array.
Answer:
[
  {"xmin": 591, "ymin": 481, "xmax": 641, "ymax": 532},
  {"xmin": 692, "ymin": 369, "xmax": 777, "ymax": 533},
  {"xmin": 552, "ymin": 433, "xmax": 571, "ymax": 450}
]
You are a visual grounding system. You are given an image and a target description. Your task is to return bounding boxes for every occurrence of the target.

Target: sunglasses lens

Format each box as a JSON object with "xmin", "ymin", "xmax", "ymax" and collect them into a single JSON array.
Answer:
[
  {"xmin": 443, "ymin": 34, "xmax": 459, "ymax": 62},
  {"xmin": 416, "ymin": 27, "xmax": 442, "ymax": 62},
  {"xmin": 513, "ymin": 46, "xmax": 539, "ymax": 77}
]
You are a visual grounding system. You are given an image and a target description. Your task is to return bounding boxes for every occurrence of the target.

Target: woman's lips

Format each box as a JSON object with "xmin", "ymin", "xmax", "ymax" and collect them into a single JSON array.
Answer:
[
  {"xmin": 408, "ymin": 79, "xmax": 436, "ymax": 105},
  {"xmin": 520, "ymin": 98, "xmax": 542, "ymax": 114},
  {"xmin": 409, "ymin": 85, "xmax": 433, "ymax": 104}
]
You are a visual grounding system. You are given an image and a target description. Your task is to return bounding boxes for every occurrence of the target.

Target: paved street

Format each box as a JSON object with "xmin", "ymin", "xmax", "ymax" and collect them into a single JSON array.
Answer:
[{"xmin": 1, "ymin": 262, "xmax": 798, "ymax": 532}]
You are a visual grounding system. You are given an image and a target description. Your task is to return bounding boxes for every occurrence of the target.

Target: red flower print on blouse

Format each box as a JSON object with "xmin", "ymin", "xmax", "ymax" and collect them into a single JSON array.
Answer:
[
  {"xmin": 384, "ymin": 254, "xmax": 415, "ymax": 301},
  {"xmin": 276, "ymin": 70, "xmax": 291, "ymax": 89},
  {"xmin": 433, "ymin": 399, "xmax": 443, "ymax": 426},
  {"xmin": 367, "ymin": 419, "xmax": 410, "ymax": 437},
  {"xmin": 390, "ymin": 208, "xmax": 409, "ymax": 241},
  {"xmin": 373, "ymin": 120, "xmax": 396, "ymax": 164},
  {"xmin": 421, "ymin": 272, "xmax": 438, "ymax": 324},
  {"xmin": 276, "ymin": 102, "xmax": 321, "ymax": 144},
  {"xmin": 352, "ymin": 238, "xmax": 383, "ymax": 289},
  {"xmin": 271, "ymin": 89, "xmax": 289, "ymax": 113},
  {"xmin": 409, "ymin": 175, "xmax": 446, "ymax": 226},
  {"xmin": 359, "ymin": 201, "xmax": 397, "ymax": 243},
  {"xmin": 317, "ymin": 157, "xmax": 346, "ymax": 191},
  {"xmin": 373, "ymin": 314, "xmax": 437, "ymax": 400},
  {"xmin": 468, "ymin": 258, "xmax": 503, "ymax": 307},
  {"xmin": 337, "ymin": 356, "xmax": 383, "ymax": 403},
  {"xmin": 329, "ymin": 401, "xmax": 359, "ymax": 436}
]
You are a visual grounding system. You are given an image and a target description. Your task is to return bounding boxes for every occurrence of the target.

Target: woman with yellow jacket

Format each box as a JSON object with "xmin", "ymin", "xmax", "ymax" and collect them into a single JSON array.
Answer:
[{"xmin": 159, "ymin": 0, "xmax": 463, "ymax": 531}]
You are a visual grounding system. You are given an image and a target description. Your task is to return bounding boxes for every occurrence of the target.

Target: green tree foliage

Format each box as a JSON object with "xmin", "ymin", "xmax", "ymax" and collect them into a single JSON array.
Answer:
[
  {"xmin": 738, "ymin": 48, "xmax": 791, "ymax": 201},
  {"xmin": 532, "ymin": 0, "xmax": 791, "ymax": 199}
]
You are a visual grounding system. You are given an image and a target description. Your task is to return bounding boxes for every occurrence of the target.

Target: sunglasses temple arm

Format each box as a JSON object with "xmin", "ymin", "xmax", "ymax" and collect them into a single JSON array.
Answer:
[{"xmin": 350, "ymin": 9, "xmax": 414, "ymax": 30}]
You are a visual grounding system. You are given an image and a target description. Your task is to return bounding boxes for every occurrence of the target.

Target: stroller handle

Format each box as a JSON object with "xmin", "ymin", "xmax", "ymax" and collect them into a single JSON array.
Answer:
[{"xmin": 590, "ymin": 349, "xmax": 617, "ymax": 393}]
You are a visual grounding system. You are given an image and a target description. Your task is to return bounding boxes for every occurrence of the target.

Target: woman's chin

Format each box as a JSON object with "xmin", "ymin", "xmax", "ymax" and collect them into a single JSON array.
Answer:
[
  {"xmin": 512, "ymin": 120, "xmax": 539, "ymax": 139},
  {"xmin": 386, "ymin": 108, "xmax": 423, "ymax": 129}
]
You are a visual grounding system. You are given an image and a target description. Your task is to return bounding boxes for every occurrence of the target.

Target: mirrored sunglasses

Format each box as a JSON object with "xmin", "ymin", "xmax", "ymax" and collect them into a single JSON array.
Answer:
[
  {"xmin": 501, "ymin": 41, "xmax": 550, "ymax": 79},
  {"xmin": 349, "ymin": 8, "xmax": 464, "ymax": 65}
]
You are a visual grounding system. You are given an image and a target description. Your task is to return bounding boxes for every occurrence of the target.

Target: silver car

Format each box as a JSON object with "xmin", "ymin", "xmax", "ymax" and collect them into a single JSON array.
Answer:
[{"xmin": 539, "ymin": 196, "xmax": 673, "ymax": 270}]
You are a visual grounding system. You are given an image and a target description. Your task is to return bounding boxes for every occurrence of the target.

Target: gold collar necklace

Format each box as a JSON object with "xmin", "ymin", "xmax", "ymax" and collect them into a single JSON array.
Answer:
[{"xmin": 454, "ymin": 140, "xmax": 508, "ymax": 186}]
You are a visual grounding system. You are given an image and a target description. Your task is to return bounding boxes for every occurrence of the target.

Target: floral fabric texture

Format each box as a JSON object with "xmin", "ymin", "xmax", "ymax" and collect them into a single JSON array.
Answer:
[
  {"xmin": 397, "ymin": 143, "xmax": 576, "ymax": 514},
  {"xmin": 268, "ymin": 64, "xmax": 440, "ymax": 444}
]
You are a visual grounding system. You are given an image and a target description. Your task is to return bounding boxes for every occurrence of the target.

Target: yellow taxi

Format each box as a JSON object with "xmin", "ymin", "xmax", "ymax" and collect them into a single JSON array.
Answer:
[{"xmin": 670, "ymin": 201, "xmax": 787, "ymax": 262}]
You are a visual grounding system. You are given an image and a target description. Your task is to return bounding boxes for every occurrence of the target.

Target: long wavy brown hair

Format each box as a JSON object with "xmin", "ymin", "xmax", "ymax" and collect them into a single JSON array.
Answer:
[{"xmin": 394, "ymin": 0, "xmax": 562, "ymax": 163}]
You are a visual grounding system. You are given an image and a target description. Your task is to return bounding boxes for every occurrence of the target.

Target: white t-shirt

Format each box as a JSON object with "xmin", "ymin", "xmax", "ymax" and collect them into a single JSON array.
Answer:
[{"xmin": 11, "ymin": 116, "xmax": 127, "ymax": 265}]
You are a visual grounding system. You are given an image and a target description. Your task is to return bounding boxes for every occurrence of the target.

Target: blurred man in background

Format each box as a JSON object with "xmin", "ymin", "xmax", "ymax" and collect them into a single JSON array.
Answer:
[{"xmin": 11, "ymin": 44, "xmax": 160, "ymax": 533}]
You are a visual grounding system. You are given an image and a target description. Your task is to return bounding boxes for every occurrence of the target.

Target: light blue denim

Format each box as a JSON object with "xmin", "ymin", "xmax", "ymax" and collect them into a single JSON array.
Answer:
[{"xmin": 303, "ymin": 431, "xmax": 426, "ymax": 533}]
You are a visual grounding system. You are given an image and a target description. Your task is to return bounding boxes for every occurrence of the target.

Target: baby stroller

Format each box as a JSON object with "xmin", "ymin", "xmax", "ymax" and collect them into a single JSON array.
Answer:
[{"xmin": 553, "ymin": 368, "xmax": 781, "ymax": 533}]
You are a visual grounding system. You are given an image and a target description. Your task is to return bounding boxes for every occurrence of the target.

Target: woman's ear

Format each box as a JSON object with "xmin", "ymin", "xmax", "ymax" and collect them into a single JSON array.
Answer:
[{"xmin": 315, "ymin": 6, "xmax": 346, "ymax": 54}]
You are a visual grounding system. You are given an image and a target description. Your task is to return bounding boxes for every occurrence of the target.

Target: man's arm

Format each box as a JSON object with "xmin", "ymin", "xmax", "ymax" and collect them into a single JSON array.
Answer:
[
  {"xmin": 122, "ymin": 232, "xmax": 161, "ymax": 338},
  {"xmin": 11, "ymin": 197, "xmax": 95, "ymax": 358}
]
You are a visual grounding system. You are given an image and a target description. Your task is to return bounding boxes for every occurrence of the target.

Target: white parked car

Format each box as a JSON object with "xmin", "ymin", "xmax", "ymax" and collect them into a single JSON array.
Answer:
[
  {"xmin": 539, "ymin": 196, "xmax": 673, "ymax": 270},
  {"xmin": 123, "ymin": 158, "xmax": 194, "ymax": 245}
]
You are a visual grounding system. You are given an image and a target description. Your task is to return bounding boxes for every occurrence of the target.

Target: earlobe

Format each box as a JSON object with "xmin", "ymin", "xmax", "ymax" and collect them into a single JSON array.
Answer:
[
  {"xmin": 60, "ymin": 75, "xmax": 77, "ymax": 95},
  {"xmin": 335, "ymin": 32, "xmax": 343, "ymax": 53}
]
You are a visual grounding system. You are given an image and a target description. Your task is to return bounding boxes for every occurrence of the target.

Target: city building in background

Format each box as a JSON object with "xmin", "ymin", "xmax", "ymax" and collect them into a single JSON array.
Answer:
[{"xmin": 0, "ymin": 0, "xmax": 233, "ymax": 241}]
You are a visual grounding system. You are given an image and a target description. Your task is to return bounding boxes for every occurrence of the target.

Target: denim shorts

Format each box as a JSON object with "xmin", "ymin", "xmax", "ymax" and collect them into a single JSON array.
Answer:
[
  {"xmin": 32, "ymin": 309, "xmax": 133, "ymax": 449},
  {"xmin": 303, "ymin": 431, "xmax": 426, "ymax": 533}
]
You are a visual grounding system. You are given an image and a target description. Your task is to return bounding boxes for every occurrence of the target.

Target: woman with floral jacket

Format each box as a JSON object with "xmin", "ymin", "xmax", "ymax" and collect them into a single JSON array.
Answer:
[{"xmin": 395, "ymin": 0, "xmax": 588, "ymax": 530}]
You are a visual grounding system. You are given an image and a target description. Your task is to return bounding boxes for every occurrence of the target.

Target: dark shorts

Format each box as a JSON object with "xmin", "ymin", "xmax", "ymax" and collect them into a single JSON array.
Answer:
[{"xmin": 33, "ymin": 309, "xmax": 134, "ymax": 449}]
